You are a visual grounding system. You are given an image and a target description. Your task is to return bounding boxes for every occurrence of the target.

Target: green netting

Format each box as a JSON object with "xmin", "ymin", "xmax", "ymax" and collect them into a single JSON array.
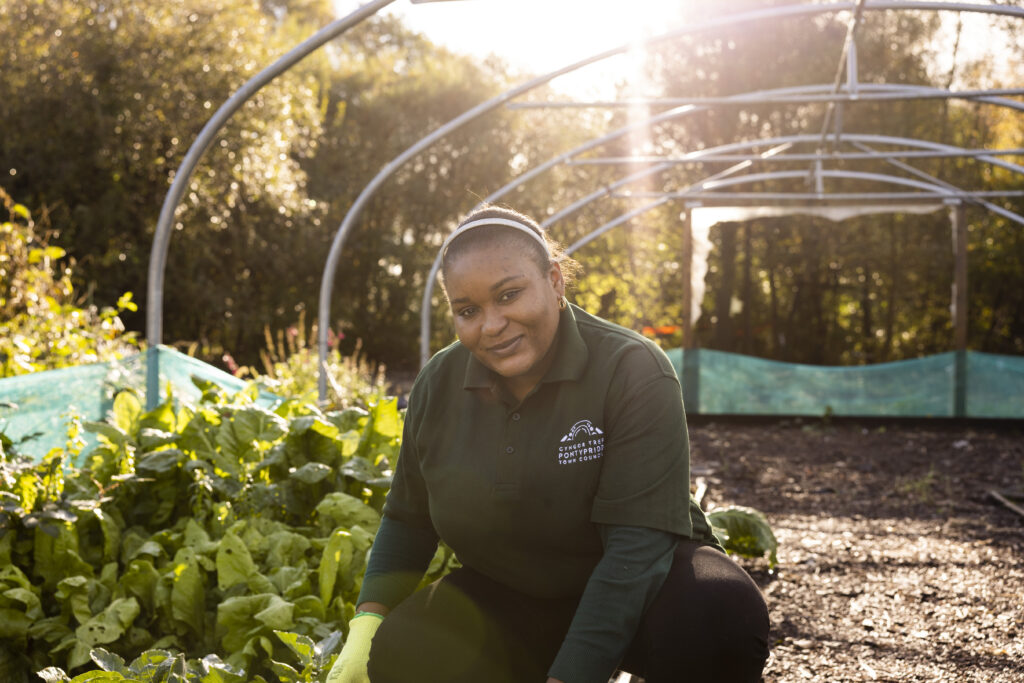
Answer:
[
  {"xmin": 0, "ymin": 346, "xmax": 272, "ymax": 459},
  {"xmin": 966, "ymin": 351, "xmax": 1024, "ymax": 419},
  {"xmin": 664, "ymin": 348, "xmax": 1024, "ymax": 418},
  {"xmin": 4, "ymin": 346, "xmax": 1021, "ymax": 460}
]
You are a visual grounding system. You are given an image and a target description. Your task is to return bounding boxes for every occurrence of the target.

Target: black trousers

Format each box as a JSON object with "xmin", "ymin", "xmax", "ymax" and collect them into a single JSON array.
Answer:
[{"xmin": 367, "ymin": 541, "xmax": 770, "ymax": 683}]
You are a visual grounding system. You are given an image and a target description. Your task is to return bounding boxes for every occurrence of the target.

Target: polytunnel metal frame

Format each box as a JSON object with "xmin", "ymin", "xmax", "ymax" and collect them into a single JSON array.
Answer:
[
  {"xmin": 136, "ymin": 0, "xmax": 1024, "ymax": 410},
  {"xmin": 417, "ymin": 129, "xmax": 1024, "ymax": 367},
  {"xmin": 315, "ymin": 0, "xmax": 1024, "ymax": 401},
  {"xmin": 401, "ymin": 2, "xmax": 1024, "ymax": 379}
]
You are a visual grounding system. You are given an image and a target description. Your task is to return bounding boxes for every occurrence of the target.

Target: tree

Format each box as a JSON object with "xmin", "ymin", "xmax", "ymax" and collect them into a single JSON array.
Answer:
[
  {"xmin": 0, "ymin": 0, "xmax": 323, "ymax": 360},
  {"xmin": 0, "ymin": 1, "xmax": 596, "ymax": 370}
]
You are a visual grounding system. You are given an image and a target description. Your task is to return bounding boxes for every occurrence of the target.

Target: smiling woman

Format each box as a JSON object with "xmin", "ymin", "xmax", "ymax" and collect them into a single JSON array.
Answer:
[
  {"xmin": 324, "ymin": 205, "xmax": 770, "ymax": 683},
  {"xmin": 440, "ymin": 210, "xmax": 571, "ymax": 400}
]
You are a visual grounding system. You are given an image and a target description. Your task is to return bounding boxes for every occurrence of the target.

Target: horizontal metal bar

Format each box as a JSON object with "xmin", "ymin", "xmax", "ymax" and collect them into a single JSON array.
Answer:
[
  {"xmin": 612, "ymin": 190, "xmax": 1024, "ymax": 201},
  {"xmin": 851, "ymin": 140, "xmax": 1024, "ymax": 227},
  {"xmin": 507, "ymin": 88, "xmax": 1024, "ymax": 110},
  {"xmin": 567, "ymin": 148, "xmax": 1024, "ymax": 165}
]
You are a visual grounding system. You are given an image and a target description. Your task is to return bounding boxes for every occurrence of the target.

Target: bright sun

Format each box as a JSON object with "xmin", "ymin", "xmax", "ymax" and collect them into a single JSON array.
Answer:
[{"xmin": 336, "ymin": 0, "xmax": 695, "ymax": 97}]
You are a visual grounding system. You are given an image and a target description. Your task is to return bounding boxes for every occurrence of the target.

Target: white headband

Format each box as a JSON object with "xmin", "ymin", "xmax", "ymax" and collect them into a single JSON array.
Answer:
[{"xmin": 441, "ymin": 217, "xmax": 551, "ymax": 257}]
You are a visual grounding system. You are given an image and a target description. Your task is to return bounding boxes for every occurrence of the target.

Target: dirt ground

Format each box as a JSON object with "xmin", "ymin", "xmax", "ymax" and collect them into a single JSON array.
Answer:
[{"xmin": 688, "ymin": 418, "xmax": 1024, "ymax": 682}]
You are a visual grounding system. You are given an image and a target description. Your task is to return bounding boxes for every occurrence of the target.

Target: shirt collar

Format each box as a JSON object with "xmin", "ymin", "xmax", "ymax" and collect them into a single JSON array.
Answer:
[{"xmin": 462, "ymin": 304, "xmax": 589, "ymax": 391}]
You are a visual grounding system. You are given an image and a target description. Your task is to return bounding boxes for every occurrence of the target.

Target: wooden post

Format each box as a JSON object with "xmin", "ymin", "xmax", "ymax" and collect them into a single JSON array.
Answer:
[{"xmin": 951, "ymin": 202, "xmax": 968, "ymax": 417}]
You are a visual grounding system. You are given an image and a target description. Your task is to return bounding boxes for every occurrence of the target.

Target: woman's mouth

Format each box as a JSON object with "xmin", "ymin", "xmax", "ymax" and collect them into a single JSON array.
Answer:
[{"xmin": 488, "ymin": 335, "xmax": 523, "ymax": 356}]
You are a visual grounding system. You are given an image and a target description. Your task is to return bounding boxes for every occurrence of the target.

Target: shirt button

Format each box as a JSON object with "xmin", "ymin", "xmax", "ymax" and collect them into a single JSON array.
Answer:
[
  {"xmin": 505, "ymin": 446, "xmax": 515, "ymax": 454},
  {"xmin": 511, "ymin": 412, "xmax": 521, "ymax": 421}
]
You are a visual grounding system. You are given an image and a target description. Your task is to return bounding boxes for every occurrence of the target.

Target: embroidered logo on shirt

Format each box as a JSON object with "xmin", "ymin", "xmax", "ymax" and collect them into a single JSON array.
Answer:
[{"xmin": 557, "ymin": 419, "xmax": 605, "ymax": 465}]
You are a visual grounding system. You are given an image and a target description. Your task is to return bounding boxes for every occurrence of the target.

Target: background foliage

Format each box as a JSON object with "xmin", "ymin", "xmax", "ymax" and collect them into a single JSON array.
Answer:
[
  {"xmin": 561, "ymin": 3, "xmax": 1024, "ymax": 363},
  {"xmin": 0, "ymin": 188, "xmax": 138, "ymax": 377},
  {"xmin": 1, "ymin": 0, "xmax": 1022, "ymax": 375}
]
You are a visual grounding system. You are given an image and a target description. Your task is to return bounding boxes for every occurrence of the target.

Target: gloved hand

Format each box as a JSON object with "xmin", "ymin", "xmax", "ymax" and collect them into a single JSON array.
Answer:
[{"xmin": 326, "ymin": 612, "xmax": 384, "ymax": 683}]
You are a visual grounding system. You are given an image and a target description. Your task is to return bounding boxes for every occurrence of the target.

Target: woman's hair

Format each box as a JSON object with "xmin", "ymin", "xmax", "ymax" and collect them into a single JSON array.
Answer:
[{"xmin": 440, "ymin": 205, "xmax": 581, "ymax": 290}]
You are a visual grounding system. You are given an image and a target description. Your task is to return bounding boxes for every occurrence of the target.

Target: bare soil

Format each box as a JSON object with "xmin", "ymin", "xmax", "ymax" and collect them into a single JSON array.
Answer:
[{"xmin": 690, "ymin": 419, "xmax": 1024, "ymax": 683}]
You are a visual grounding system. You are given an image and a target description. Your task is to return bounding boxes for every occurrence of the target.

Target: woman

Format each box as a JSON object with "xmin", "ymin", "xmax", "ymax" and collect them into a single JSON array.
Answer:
[{"xmin": 327, "ymin": 206, "xmax": 770, "ymax": 683}]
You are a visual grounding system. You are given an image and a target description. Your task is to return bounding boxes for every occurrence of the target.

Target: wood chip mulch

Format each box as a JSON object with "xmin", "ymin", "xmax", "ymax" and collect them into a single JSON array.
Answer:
[{"xmin": 690, "ymin": 419, "xmax": 1024, "ymax": 683}]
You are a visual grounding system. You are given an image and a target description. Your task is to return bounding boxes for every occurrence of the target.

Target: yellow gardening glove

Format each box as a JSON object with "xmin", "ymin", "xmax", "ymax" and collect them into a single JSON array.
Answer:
[{"xmin": 326, "ymin": 612, "xmax": 384, "ymax": 683}]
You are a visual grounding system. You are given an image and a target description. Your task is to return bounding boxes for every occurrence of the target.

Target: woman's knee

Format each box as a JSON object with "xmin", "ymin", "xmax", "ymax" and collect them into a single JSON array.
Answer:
[
  {"xmin": 365, "ymin": 579, "xmax": 491, "ymax": 683},
  {"xmin": 626, "ymin": 544, "xmax": 770, "ymax": 681},
  {"xmin": 365, "ymin": 569, "xmax": 564, "ymax": 683}
]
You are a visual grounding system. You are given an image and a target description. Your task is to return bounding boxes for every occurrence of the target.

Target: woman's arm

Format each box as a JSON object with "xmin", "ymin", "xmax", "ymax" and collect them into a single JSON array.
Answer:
[
  {"xmin": 356, "ymin": 513, "xmax": 439, "ymax": 609},
  {"xmin": 356, "ymin": 374, "xmax": 441, "ymax": 609},
  {"xmin": 354, "ymin": 601, "xmax": 390, "ymax": 617},
  {"xmin": 546, "ymin": 524, "xmax": 678, "ymax": 683}
]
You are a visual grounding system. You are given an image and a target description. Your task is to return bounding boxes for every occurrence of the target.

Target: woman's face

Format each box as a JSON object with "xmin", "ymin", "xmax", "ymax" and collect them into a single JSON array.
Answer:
[{"xmin": 445, "ymin": 241, "xmax": 564, "ymax": 400}]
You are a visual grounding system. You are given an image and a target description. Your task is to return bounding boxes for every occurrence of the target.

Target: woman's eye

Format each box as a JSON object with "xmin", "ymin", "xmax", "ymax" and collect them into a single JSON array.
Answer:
[
  {"xmin": 499, "ymin": 289, "xmax": 522, "ymax": 303},
  {"xmin": 457, "ymin": 306, "xmax": 477, "ymax": 319}
]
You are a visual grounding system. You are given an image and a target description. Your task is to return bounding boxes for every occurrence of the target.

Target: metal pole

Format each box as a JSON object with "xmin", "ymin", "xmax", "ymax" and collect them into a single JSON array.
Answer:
[
  {"xmin": 653, "ymin": 168, "xmax": 979, "ymax": 195},
  {"xmin": 817, "ymin": 0, "xmax": 866, "ymax": 153},
  {"xmin": 144, "ymin": 0, "xmax": 395, "ymax": 409},
  {"xmin": 505, "ymin": 87, "xmax": 1024, "ymax": 109},
  {"xmin": 681, "ymin": 206, "xmax": 694, "ymax": 349},
  {"xmin": 565, "ymin": 148, "xmax": 1024, "ymax": 164},
  {"xmin": 849, "ymin": 140, "xmax": 1024, "ymax": 227},
  {"xmin": 563, "ymin": 131, "xmax": 1024, "ymax": 176},
  {"xmin": 951, "ymin": 201, "xmax": 968, "ymax": 417},
  {"xmin": 613, "ymin": 191, "xmax": 1024, "ymax": 202},
  {"xmin": 682, "ymin": 203, "xmax": 700, "ymax": 416}
]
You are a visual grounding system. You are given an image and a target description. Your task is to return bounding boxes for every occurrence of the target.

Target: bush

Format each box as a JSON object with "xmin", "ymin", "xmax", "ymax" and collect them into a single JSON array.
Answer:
[
  {"xmin": 0, "ymin": 188, "xmax": 138, "ymax": 377},
  {"xmin": 231, "ymin": 312, "xmax": 389, "ymax": 410}
]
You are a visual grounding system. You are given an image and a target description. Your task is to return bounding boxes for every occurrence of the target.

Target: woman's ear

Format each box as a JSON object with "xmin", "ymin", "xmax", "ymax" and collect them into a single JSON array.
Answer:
[{"xmin": 549, "ymin": 262, "xmax": 565, "ymax": 297}]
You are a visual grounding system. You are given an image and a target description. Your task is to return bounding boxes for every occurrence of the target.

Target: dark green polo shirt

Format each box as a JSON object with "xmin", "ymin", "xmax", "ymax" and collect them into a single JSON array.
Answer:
[{"xmin": 383, "ymin": 304, "xmax": 715, "ymax": 599}]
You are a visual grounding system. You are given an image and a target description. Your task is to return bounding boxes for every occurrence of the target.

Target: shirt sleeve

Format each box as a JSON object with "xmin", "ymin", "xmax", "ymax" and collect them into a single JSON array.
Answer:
[
  {"xmin": 547, "ymin": 524, "xmax": 677, "ymax": 683},
  {"xmin": 380, "ymin": 378, "xmax": 434, "ymax": 528},
  {"xmin": 591, "ymin": 356, "xmax": 694, "ymax": 537},
  {"xmin": 357, "ymin": 513, "xmax": 439, "ymax": 608}
]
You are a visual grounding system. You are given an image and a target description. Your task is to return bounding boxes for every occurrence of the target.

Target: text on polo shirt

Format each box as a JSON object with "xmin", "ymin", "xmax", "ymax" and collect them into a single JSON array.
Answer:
[{"xmin": 557, "ymin": 419, "xmax": 605, "ymax": 465}]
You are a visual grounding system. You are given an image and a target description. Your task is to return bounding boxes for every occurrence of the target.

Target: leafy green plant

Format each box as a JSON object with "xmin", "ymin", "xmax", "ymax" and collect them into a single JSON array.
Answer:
[
  {"xmin": 0, "ymin": 379, "xmax": 431, "ymax": 682},
  {"xmin": 268, "ymin": 630, "xmax": 342, "ymax": 683},
  {"xmin": 708, "ymin": 506, "xmax": 779, "ymax": 570},
  {"xmin": 0, "ymin": 188, "xmax": 138, "ymax": 378},
  {"xmin": 36, "ymin": 629, "xmax": 343, "ymax": 683},
  {"xmin": 37, "ymin": 647, "xmax": 245, "ymax": 682}
]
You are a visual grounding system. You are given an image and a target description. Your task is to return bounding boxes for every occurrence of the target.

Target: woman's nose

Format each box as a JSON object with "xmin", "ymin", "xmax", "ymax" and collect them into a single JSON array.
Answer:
[{"xmin": 481, "ymin": 307, "xmax": 507, "ymax": 335}]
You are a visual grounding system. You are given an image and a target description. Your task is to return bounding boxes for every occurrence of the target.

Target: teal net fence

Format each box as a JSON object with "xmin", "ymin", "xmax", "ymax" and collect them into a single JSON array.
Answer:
[
  {"xmin": 0, "ymin": 346, "xmax": 273, "ymax": 459},
  {"xmin": 3, "ymin": 347, "xmax": 1022, "ymax": 461},
  {"xmin": 664, "ymin": 349, "xmax": 1024, "ymax": 419}
]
